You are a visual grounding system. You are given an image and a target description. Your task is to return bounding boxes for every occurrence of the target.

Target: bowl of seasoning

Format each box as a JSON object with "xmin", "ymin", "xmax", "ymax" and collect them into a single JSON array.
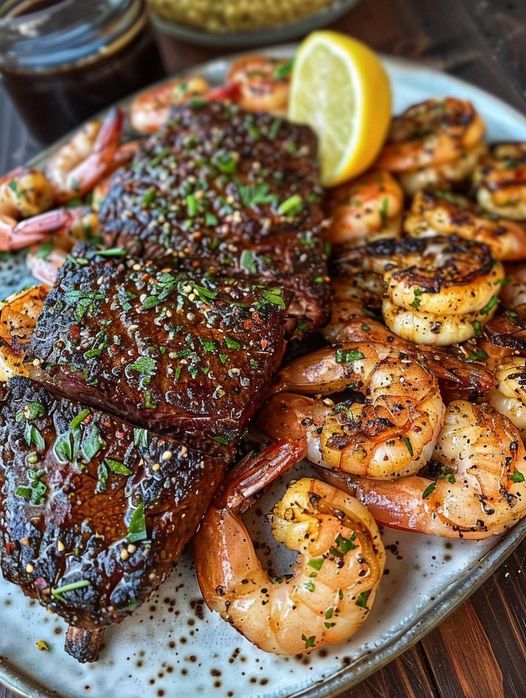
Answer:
[{"xmin": 148, "ymin": 0, "xmax": 361, "ymax": 47}]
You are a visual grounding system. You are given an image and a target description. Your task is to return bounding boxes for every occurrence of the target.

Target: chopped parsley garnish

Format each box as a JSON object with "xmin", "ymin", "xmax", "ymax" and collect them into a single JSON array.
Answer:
[
  {"xmin": 269, "ymin": 117, "xmax": 282, "ymax": 140},
  {"xmin": 24, "ymin": 424, "xmax": 45, "ymax": 451},
  {"xmin": 96, "ymin": 247, "xmax": 127, "ymax": 257},
  {"xmin": 238, "ymin": 182, "xmax": 276, "ymax": 208},
  {"xmin": 355, "ymin": 590, "xmax": 371, "ymax": 608},
  {"xmin": 304, "ymin": 580, "xmax": 315, "ymax": 592},
  {"xmin": 274, "ymin": 59, "xmax": 293, "ymax": 80},
  {"xmin": 261, "ymin": 287, "xmax": 286, "ymax": 309},
  {"xmin": 422, "ymin": 481, "xmax": 437, "ymax": 499},
  {"xmin": 335, "ymin": 349, "xmax": 365, "ymax": 364},
  {"xmin": 213, "ymin": 152, "xmax": 237, "ymax": 174},
  {"xmin": 336, "ymin": 532, "xmax": 357, "ymax": 554},
  {"xmin": 308, "ymin": 558, "xmax": 324, "ymax": 570},
  {"xmin": 471, "ymin": 320, "xmax": 483, "ymax": 338},
  {"xmin": 97, "ymin": 462, "xmax": 109, "ymax": 491},
  {"xmin": 37, "ymin": 240, "xmax": 53, "ymax": 260},
  {"xmin": 278, "ymin": 194, "xmax": 303, "ymax": 217},
  {"xmin": 81, "ymin": 423, "xmax": 104, "ymax": 461},
  {"xmin": 224, "ymin": 336, "xmax": 242, "ymax": 350},
  {"xmin": 380, "ymin": 197, "xmax": 389, "ymax": 227},
  {"xmin": 105, "ymin": 458, "xmax": 132, "ymax": 476},
  {"xmin": 302, "ymin": 634, "xmax": 315, "ymax": 649},
  {"xmin": 64, "ymin": 290, "xmax": 104, "ymax": 323},
  {"xmin": 15, "ymin": 469, "xmax": 47, "ymax": 505},
  {"xmin": 239, "ymin": 249, "xmax": 257, "ymax": 274},
  {"xmin": 51, "ymin": 579, "xmax": 91, "ymax": 600},
  {"xmin": 213, "ymin": 435, "xmax": 234, "ymax": 446},
  {"xmin": 325, "ymin": 608, "xmax": 334, "ymax": 620},
  {"xmin": 511, "ymin": 469, "xmax": 525, "ymax": 483},
  {"xmin": 128, "ymin": 356, "xmax": 158, "ymax": 385},
  {"xmin": 481, "ymin": 296, "xmax": 499, "ymax": 315},
  {"xmin": 16, "ymin": 402, "xmax": 45, "ymax": 422},
  {"xmin": 127, "ymin": 501, "xmax": 147, "ymax": 543},
  {"xmin": 467, "ymin": 348, "xmax": 488, "ymax": 362},
  {"xmin": 410, "ymin": 288, "xmax": 424, "ymax": 309},
  {"xmin": 133, "ymin": 428, "xmax": 148, "ymax": 448},
  {"xmin": 53, "ymin": 431, "xmax": 76, "ymax": 463},
  {"xmin": 142, "ymin": 189, "xmax": 156, "ymax": 206},
  {"xmin": 70, "ymin": 408, "xmax": 90, "ymax": 429},
  {"xmin": 186, "ymin": 193, "xmax": 198, "ymax": 217}
]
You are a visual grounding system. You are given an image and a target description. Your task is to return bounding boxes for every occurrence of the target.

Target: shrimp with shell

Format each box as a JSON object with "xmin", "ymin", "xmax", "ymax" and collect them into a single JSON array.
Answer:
[
  {"xmin": 474, "ymin": 142, "xmax": 526, "ymax": 220},
  {"xmin": 260, "ymin": 342, "xmax": 445, "ymax": 480},
  {"xmin": 194, "ymin": 444, "xmax": 385, "ymax": 655},
  {"xmin": 405, "ymin": 189, "xmax": 526, "ymax": 261},
  {"xmin": 375, "ymin": 97, "xmax": 486, "ymax": 194},
  {"xmin": 129, "ymin": 76, "xmax": 210, "ymax": 133},
  {"xmin": 338, "ymin": 235, "xmax": 505, "ymax": 345},
  {"xmin": 327, "ymin": 400, "xmax": 526, "ymax": 539},
  {"xmin": 226, "ymin": 55, "xmax": 292, "ymax": 115},
  {"xmin": 327, "ymin": 170, "xmax": 404, "ymax": 246},
  {"xmin": 324, "ymin": 272, "xmax": 494, "ymax": 399}
]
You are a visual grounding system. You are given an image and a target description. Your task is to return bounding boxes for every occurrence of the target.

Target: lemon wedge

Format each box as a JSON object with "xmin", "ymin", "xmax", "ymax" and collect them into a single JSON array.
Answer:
[{"xmin": 288, "ymin": 31, "xmax": 392, "ymax": 187}]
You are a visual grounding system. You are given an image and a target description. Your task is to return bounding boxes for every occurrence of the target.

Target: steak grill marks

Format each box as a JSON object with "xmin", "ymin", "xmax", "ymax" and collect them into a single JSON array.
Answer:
[{"xmin": 99, "ymin": 101, "xmax": 330, "ymax": 334}]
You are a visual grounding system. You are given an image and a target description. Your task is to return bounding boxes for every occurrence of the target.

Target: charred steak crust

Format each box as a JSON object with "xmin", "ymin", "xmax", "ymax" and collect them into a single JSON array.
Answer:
[
  {"xmin": 99, "ymin": 101, "xmax": 330, "ymax": 332},
  {"xmin": 0, "ymin": 377, "xmax": 226, "ymax": 629},
  {"xmin": 28, "ymin": 246, "xmax": 287, "ymax": 447}
]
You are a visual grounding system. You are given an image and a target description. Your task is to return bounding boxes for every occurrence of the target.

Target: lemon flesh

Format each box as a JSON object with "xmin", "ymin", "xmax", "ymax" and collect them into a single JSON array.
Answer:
[{"xmin": 289, "ymin": 31, "xmax": 392, "ymax": 187}]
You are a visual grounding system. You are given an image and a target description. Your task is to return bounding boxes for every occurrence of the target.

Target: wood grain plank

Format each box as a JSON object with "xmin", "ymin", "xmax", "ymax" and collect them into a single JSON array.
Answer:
[
  {"xmin": 347, "ymin": 644, "xmax": 438, "ymax": 698},
  {"xmin": 438, "ymin": 601, "xmax": 504, "ymax": 698}
]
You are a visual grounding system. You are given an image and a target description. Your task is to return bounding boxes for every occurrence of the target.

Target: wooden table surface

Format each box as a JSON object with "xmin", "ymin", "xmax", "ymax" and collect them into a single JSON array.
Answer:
[{"xmin": 1, "ymin": 0, "xmax": 525, "ymax": 696}]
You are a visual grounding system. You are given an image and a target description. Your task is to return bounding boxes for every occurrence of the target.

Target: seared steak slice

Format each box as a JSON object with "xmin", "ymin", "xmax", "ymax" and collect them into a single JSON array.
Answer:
[
  {"xmin": 28, "ymin": 246, "xmax": 287, "ymax": 448},
  {"xmin": 99, "ymin": 101, "xmax": 330, "ymax": 333},
  {"xmin": 0, "ymin": 378, "xmax": 227, "ymax": 659}
]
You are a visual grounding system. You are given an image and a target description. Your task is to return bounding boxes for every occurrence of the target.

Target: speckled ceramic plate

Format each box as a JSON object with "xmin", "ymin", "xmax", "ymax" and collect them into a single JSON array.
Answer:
[{"xmin": 1, "ymin": 47, "xmax": 526, "ymax": 698}]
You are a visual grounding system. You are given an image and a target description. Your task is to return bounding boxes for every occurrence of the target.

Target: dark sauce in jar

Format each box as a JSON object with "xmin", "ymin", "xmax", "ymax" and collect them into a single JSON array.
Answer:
[{"xmin": 0, "ymin": 0, "xmax": 166, "ymax": 144}]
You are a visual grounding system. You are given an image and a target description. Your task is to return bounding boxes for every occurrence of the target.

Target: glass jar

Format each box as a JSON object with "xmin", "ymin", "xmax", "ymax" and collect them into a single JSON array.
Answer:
[{"xmin": 0, "ymin": 0, "xmax": 166, "ymax": 144}]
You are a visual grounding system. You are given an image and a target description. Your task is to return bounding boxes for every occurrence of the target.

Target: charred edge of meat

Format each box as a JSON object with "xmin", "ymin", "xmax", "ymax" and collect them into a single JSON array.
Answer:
[
  {"xmin": 65, "ymin": 626, "xmax": 105, "ymax": 663},
  {"xmin": 0, "ymin": 377, "xmax": 227, "ymax": 634}
]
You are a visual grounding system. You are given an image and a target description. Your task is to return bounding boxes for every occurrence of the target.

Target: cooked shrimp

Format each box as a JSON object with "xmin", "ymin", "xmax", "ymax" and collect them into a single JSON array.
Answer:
[
  {"xmin": 0, "ymin": 285, "xmax": 48, "ymax": 381},
  {"xmin": 376, "ymin": 98, "xmax": 485, "ymax": 194},
  {"xmin": 405, "ymin": 189, "xmax": 526, "ymax": 261},
  {"xmin": 500, "ymin": 263, "xmax": 526, "ymax": 319},
  {"xmin": 474, "ymin": 143, "xmax": 526, "ymax": 220},
  {"xmin": 130, "ymin": 76, "xmax": 209, "ymax": 133},
  {"xmin": 325, "ymin": 275, "xmax": 494, "ymax": 398},
  {"xmin": 0, "ymin": 167, "xmax": 54, "ymax": 220},
  {"xmin": 343, "ymin": 235, "xmax": 505, "ymax": 345},
  {"xmin": 327, "ymin": 171, "xmax": 404, "ymax": 245},
  {"xmin": 331, "ymin": 401, "xmax": 526, "ymax": 539},
  {"xmin": 46, "ymin": 107, "xmax": 124, "ymax": 202},
  {"xmin": 24, "ymin": 208, "xmax": 99, "ymax": 285},
  {"xmin": 194, "ymin": 447, "xmax": 385, "ymax": 655},
  {"xmin": 0, "ymin": 207, "xmax": 94, "ymax": 252},
  {"xmin": 226, "ymin": 55, "xmax": 291, "ymax": 114},
  {"xmin": 263, "ymin": 342, "xmax": 445, "ymax": 479},
  {"xmin": 488, "ymin": 357, "xmax": 526, "ymax": 439}
]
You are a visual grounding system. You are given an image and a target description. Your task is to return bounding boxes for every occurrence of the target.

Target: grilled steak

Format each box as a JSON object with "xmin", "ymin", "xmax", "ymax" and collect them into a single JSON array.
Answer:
[
  {"xmin": 28, "ymin": 246, "xmax": 287, "ymax": 447},
  {"xmin": 0, "ymin": 377, "xmax": 227, "ymax": 660},
  {"xmin": 99, "ymin": 101, "xmax": 330, "ymax": 334}
]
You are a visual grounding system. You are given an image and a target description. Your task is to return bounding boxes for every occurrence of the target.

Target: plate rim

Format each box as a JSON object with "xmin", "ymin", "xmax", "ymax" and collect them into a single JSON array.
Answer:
[{"xmin": 1, "ymin": 45, "xmax": 526, "ymax": 698}]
